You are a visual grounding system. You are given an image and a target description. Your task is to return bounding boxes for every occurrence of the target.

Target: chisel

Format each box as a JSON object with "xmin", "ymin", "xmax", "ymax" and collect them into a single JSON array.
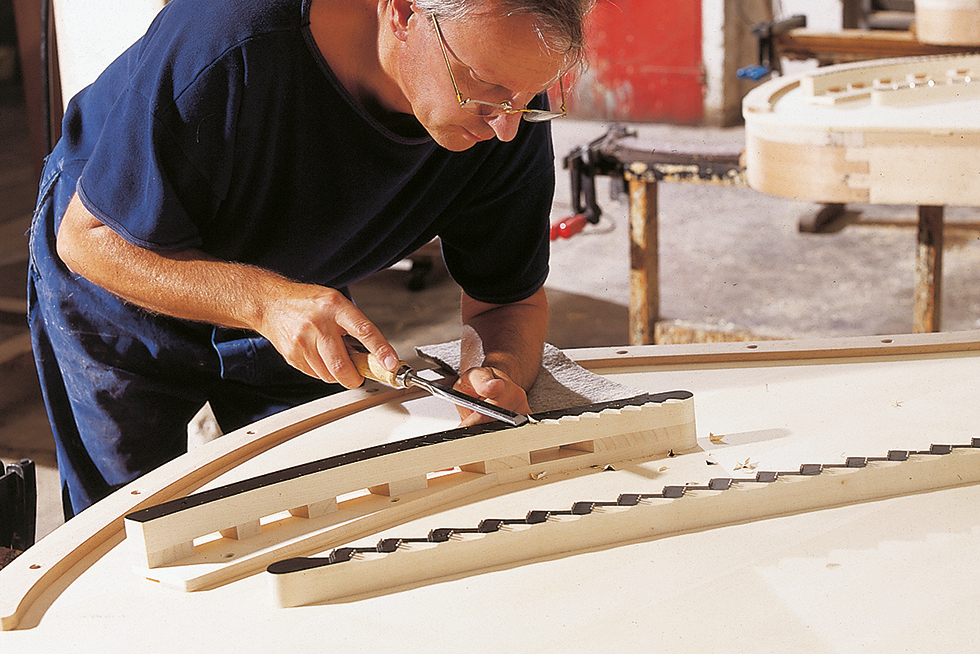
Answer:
[{"xmin": 344, "ymin": 337, "xmax": 529, "ymax": 427}]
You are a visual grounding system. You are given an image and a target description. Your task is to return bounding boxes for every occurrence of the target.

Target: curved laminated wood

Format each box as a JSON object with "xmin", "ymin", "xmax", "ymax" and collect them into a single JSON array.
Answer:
[
  {"xmin": 2, "ymin": 331, "xmax": 980, "ymax": 634},
  {"xmin": 916, "ymin": 0, "xmax": 980, "ymax": 46},
  {"xmin": 269, "ymin": 441, "xmax": 980, "ymax": 607},
  {"xmin": 742, "ymin": 53, "xmax": 980, "ymax": 206},
  {"xmin": 0, "ymin": 382, "xmax": 410, "ymax": 631},
  {"xmin": 123, "ymin": 392, "xmax": 697, "ymax": 591}
]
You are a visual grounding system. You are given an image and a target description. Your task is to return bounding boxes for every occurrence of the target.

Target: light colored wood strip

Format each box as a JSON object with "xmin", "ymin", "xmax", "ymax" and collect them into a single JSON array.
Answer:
[
  {"xmin": 271, "ymin": 447, "xmax": 980, "ymax": 607},
  {"xmin": 144, "ymin": 471, "xmax": 499, "ymax": 592},
  {"xmin": 369, "ymin": 476, "xmax": 428, "ymax": 497},
  {"xmin": 218, "ymin": 520, "xmax": 261, "ymax": 541},
  {"xmin": 567, "ymin": 330, "xmax": 980, "ymax": 372},
  {"xmin": 0, "ymin": 382, "xmax": 409, "ymax": 631},
  {"xmin": 132, "ymin": 399, "xmax": 695, "ymax": 591},
  {"xmin": 288, "ymin": 498, "xmax": 337, "ymax": 520},
  {"xmin": 4, "ymin": 333, "xmax": 975, "ymax": 629}
]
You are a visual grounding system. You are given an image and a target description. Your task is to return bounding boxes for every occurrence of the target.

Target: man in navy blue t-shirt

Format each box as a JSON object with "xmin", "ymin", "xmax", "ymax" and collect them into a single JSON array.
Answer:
[{"xmin": 29, "ymin": 0, "xmax": 594, "ymax": 517}]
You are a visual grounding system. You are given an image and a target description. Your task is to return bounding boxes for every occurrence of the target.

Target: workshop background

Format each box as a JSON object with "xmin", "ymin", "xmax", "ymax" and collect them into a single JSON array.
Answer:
[{"xmin": 3, "ymin": 0, "xmax": 980, "ymax": 547}]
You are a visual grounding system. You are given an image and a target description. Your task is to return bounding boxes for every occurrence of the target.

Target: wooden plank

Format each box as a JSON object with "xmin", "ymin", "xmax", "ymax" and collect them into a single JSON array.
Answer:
[
  {"xmin": 141, "ymin": 470, "xmax": 499, "ymax": 592},
  {"xmin": 773, "ymin": 28, "xmax": 980, "ymax": 63},
  {"xmin": 4, "ymin": 333, "xmax": 980, "ymax": 631},
  {"xmin": 914, "ymin": 206, "xmax": 945, "ymax": 333},
  {"xmin": 269, "ymin": 442, "xmax": 980, "ymax": 607},
  {"xmin": 565, "ymin": 329, "xmax": 980, "ymax": 371}
]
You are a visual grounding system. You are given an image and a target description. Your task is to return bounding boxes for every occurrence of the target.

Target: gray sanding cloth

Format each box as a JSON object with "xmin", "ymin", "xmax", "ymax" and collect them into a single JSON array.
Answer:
[{"xmin": 415, "ymin": 341, "xmax": 645, "ymax": 414}]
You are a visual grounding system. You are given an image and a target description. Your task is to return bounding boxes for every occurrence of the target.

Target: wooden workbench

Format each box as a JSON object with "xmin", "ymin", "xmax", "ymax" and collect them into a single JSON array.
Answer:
[{"xmin": 1, "ymin": 332, "xmax": 979, "ymax": 651}]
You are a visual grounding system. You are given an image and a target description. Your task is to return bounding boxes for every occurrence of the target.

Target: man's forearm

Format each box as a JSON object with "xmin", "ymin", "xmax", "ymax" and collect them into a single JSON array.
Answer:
[
  {"xmin": 459, "ymin": 286, "xmax": 548, "ymax": 392},
  {"xmin": 57, "ymin": 193, "xmax": 288, "ymax": 329},
  {"xmin": 54, "ymin": 192, "xmax": 399, "ymax": 387}
]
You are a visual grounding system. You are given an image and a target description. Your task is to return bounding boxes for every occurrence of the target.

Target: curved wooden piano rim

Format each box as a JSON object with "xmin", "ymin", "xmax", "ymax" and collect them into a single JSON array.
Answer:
[{"xmin": 743, "ymin": 53, "xmax": 980, "ymax": 205}]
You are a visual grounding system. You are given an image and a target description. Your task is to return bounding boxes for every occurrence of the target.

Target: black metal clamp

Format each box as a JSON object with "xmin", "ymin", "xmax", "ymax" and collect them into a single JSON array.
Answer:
[
  {"xmin": 738, "ymin": 14, "xmax": 808, "ymax": 81},
  {"xmin": 552, "ymin": 125, "xmax": 634, "ymax": 240},
  {"xmin": 0, "ymin": 459, "xmax": 37, "ymax": 554}
]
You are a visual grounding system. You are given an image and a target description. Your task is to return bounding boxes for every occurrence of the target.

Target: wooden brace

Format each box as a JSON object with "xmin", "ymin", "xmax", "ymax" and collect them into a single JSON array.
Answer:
[{"xmin": 123, "ymin": 392, "xmax": 697, "ymax": 588}]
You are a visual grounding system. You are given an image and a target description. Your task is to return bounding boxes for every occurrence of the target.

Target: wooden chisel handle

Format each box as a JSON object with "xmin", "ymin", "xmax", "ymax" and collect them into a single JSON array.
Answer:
[{"xmin": 343, "ymin": 336, "xmax": 408, "ymax": 388}]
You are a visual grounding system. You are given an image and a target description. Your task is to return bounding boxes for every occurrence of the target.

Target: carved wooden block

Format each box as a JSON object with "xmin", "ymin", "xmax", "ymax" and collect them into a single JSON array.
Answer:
[{"xmin": 123, "ymin": 392, "xmax": 696, "ymax": 591}]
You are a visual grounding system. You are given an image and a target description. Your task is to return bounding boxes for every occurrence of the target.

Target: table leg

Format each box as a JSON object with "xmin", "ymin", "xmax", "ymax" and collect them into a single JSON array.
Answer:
[
  {"xmin": 913, "ymin": 205, "xmax": 944, "ymax": 333},
  {"xmin": 627, "ymin": 176, "xmax": 659, "ymax": 345}
]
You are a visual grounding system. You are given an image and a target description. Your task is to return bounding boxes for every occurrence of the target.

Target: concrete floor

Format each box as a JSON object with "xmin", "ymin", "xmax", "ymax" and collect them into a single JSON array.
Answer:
[{"xmin": 2, "ymin": 77, "xmax": 980, "ymax": 544}]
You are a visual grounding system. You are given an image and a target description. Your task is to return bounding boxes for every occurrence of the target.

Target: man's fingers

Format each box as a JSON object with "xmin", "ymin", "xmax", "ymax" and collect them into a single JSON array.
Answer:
[
  {"xmin": 453, "ymin": 366, "xmax": 531, "ymax": 426},
  {"xmin": 315, "ymin": 334, "xmax": 365, "ymax": 389},
  {"xmin": 338, "ymin": 315, "xmax": 400, "ymax": 373},
  {"xmin": 457, "ymin": 410, "xmax": 485, "ymax": 428},
  {"xmin": 260, "ymin": 285, "xmax": 397, "ymax": 387}
]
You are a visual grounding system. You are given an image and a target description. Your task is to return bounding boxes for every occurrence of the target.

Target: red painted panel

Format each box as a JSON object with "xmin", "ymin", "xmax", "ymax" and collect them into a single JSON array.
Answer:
[{"xmin": 567, "ymin": 0, "xmax": 703, "ymax": 124}]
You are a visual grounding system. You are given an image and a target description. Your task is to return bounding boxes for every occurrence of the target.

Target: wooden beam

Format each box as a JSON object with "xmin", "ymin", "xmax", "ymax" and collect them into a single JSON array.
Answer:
[
  {"xmin": 4, "ymin": 332, "xmax": 980, "ymax": 630},
  {"xmin": 627, "ymin": 175, "xmax": 658, "ymax": 346},
  {"xmin": 914, "ymin": 206, "xmax": 945, "ymax": 333},
  {"xmin": 566, "ymin": 330, "xmax": 980, "ymax": 371},
  {"xmin": 269, "ymin": 441, "xmax": 980, "ymax": 607},
  {"xmin": 0, "ymin": 382, "xmax": 411, "ymax": 631},
  {"xmin": 773, "ymin": 28, "xmax": 980, "ymax": 64}
]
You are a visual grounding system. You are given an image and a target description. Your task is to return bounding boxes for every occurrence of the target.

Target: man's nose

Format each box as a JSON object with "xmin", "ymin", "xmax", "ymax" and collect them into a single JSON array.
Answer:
[{"xmin": 487, "ymin": 112, "xmax": 522, "ymax": 142}]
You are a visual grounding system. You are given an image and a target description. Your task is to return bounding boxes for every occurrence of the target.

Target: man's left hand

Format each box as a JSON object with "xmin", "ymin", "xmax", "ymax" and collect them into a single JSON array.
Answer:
[{"xmin": 454, "ymin": 366, "xmax": 531, "ymax": 427}]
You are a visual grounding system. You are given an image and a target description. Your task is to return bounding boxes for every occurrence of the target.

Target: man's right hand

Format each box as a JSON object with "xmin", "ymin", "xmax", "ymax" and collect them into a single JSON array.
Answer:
[{"xmin": 257, "ymin": 286, "xmax": 400, "ymax": 389}]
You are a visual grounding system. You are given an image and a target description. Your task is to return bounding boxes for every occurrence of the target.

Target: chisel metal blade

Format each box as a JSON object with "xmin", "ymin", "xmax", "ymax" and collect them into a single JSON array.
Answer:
[
  {"xmin": 401, "ymin": 370, "xmax": 529, "ymax": 427},
  {"xmin": 344, "ymin": 336, "xmax": 528, "ymax": 426}
]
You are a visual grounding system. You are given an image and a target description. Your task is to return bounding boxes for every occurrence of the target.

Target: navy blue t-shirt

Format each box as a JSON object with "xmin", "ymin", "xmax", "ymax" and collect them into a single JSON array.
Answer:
[{"xmin": 60, "ymin": 0, "xmax": 553, "ymax": 306}]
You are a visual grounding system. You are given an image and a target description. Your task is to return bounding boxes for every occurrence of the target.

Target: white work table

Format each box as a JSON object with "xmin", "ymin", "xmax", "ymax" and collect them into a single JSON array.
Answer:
[{"xmin": 1, "ymin": 332, "xmax": 978, "ymax": 652}]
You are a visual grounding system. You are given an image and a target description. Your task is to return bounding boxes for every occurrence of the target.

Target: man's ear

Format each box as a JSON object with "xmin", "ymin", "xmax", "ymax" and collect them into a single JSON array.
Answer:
[{"xmin": 388, "ymin": 0, "xmax": 414, "ymax": 41}]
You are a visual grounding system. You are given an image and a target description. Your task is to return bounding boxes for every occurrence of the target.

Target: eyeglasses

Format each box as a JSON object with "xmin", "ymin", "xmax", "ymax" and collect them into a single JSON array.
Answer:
[{"xmin": 430, "ymin": 14, "xmax": 566, "ymax": 123}]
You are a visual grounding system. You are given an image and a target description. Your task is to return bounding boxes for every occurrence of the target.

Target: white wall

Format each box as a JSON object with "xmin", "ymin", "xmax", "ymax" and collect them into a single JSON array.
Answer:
[
  {"xmin": 54, "ymin": 0, "xmax": 168, "ymax": 109},
  {"xmin": 701, "ymin": 0, "xmax": 844, "ymax": 125},
  {"xmin": 776, "ymin": 0, "xmax": 845, "ymax": 31}
]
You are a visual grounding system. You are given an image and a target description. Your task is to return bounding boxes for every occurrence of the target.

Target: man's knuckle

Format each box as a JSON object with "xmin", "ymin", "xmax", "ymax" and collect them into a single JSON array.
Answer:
[{"xmin": 349, "ymin": 320, "xmax": 373, "ymax": 338}]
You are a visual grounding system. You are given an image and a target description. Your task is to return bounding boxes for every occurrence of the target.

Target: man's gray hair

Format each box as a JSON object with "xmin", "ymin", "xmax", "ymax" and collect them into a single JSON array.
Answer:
[{"xmin": 412, "ymin": 0, "xmax": 595, "ymax": 67}]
